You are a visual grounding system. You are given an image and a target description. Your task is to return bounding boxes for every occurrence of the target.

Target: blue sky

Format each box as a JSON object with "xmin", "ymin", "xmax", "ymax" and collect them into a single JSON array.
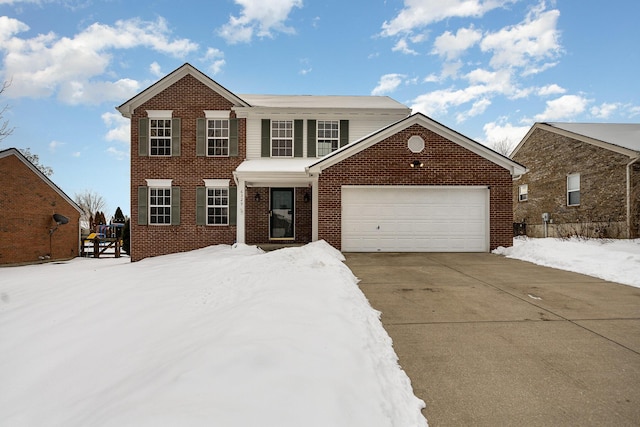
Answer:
[{"xmin": 1, "ymin": 0, "xmax": 639, "ymax": 218}]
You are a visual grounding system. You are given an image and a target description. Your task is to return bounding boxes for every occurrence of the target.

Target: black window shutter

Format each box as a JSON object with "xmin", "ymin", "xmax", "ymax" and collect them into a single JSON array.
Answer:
[
  {"xmin": 340, "ymin": 120, "xmax": 349, "ymax": 147},
  {"xmin": 229, "ymin": 118, "xmax": 239, "ymax": 157},
  {"xmin": 137, "ymin": 186, "xmax": 148, "ymax": 225},
  {"xmin": 261, "ymin": 119, "xmax": 271, "ymax": 157},
  {"xmin": 138, "ymin": 118, "xmax": 149, "ymax": 156},
  {"xmin": 229, "ymin": 186, "xmax": 237, "ymax": 225},
  {"xmin": 294, "ymin": 120, "xmax": 303, "ymax": 157},
  {"xmin": 307, "ymin": 120, "xmax": 316, "ymax": 157},
  {"xmin": 196, "ymin": 118, "xmax": 206, "ymax": 157}
]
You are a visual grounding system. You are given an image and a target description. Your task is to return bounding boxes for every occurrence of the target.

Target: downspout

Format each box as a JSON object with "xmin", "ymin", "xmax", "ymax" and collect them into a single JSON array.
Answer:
[{"xmin": 627, "ymin": 156, "xmax": 640, "ymax": 238}]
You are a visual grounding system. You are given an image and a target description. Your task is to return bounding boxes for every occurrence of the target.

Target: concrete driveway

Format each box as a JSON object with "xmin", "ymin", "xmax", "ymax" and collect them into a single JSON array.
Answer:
[{"xmin": 343, "ymin": 253, "xmax": 640, "ymax": 427}]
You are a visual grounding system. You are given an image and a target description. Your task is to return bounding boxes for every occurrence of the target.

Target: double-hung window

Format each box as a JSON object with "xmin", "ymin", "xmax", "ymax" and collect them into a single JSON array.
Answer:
[
  {"xmin": 271, "ymin": 120, "xmax": 293, "ymax": 157},
  {"xmin": 567, "ymin": 173, "xmax": 580, "ymax": 206},
  {"xmin": 518, "ymin": 184, "xmax": 528, "ymax": 202},
  {"xmin": 150, "ymin": 119, "xmax": 172, "ymax": 156},
  {"xmin": 149, "ymin": 187, "xmax": 171, "ymax": 224},
  {"xmin": 317, "ymin": 120, "xmax": 339, "ymax": 156},
  {"xmin": 207, "ymin": 119, "xmax": 229, "ymax": 156},
  {"xmin": 207, "ymin": 187, "xmax": 229, "ymax": 225}
]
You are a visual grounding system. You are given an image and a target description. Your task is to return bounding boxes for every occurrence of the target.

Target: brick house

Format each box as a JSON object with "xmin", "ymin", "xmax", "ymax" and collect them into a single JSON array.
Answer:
[
  {"xmin": 118, "ymin": 63, "xmax": 525, "ymax": 261},
  {"xmin": 0, "ymin": 148, "xmax": 82, "ymax": 265},
  {"xmin": 511, "ymin": 122, "xmax": 640, "ymax": 238}
]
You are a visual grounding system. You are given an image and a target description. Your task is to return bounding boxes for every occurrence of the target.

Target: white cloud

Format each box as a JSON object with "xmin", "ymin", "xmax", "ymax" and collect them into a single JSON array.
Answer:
[
  {"xmin": 0, "ymin": 17, "xmax": 196, "ymax": 103},
  {"xmin": 218, "ymin": 0, "xmax": 303, "ymax": 44},
  {"xmin": 102, "ymin": 111, "xmax": 130, "ymax": 144},
  {"xmin": 203, "ymin": 48, "xmax": 226, "ymax": 75},
  {"xmin": 534, "ymin": 94, "xmax": 589, "ymax": 121},
  {"xmin": 480, "ymin": 3, "xmax": 561, "ymax": 73},
  {"xmin": 456, "ymin": 98, "xmax": 491, "ymax": 122},
  {"xmin": 481, "ymin": 120, "xmax": 530, "ymax": 148},
  {"xmin": 392, "ymin": 39, "xmax": 418, "ymax": 55},
  {"xmin": 149, "ymin": 62, "xmax": 164, "ymax": 78},
  {"xmin": 48, "ymin": 140, "xmax": 64, "ymax": 152},
  {"xmin": 537, "ymin": 83, "xmax": 565, "ymax": 96},
  {"xmin": 106, "ymin": 146, "xmax": 128, "ymax": 160},
  {"xmin": 432, "ymin": 26, "xmax": 482, "ymax": 60},
  {"xmin": 590, "ymin": 102, "xmax": 618, "ymax": 119},
  {"xmin": 371, "ymin": 74, "xmax": 406, "ymax": 96},
  {"xmin": 381, "ymin": 0, "xmax": 515, "ymax": 37}
]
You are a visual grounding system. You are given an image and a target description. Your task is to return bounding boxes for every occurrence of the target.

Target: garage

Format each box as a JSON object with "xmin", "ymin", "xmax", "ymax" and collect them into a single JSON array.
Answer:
[{"xmin": 341, "ymin": 186, "xmax": 489, "ymax": 252}]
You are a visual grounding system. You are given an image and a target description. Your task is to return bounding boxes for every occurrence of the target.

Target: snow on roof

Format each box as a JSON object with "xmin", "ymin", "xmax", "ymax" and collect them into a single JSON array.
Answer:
[
  {"xmin": 238, "ymin": 94, "xmax": 409, "ymax": 110},
  {"xmin": 235, "ymin": 158, "xmax": 317, "ymax": 173},
  {"xmin": 546, "ymin": 122, "xmax": 640, "ymax": 152}
]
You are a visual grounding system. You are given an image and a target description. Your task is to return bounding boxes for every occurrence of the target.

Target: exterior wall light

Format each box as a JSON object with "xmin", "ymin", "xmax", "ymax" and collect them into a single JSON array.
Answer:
[
  {"xmin": 411, "ymin": 160, "xmax": 424, "ymax": 168},
  {"xmin": 254, "ymin": 192, "xmax": 261, "ymax": 202}
]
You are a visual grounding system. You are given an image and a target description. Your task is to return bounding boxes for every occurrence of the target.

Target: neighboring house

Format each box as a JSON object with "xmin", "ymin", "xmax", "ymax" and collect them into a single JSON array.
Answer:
[
  {"xmin": 0, "ymin": 148, "xmax": 82, "ymax": 265},
  {"xmin": 511, "ymin": 122, "xmax": 640, "ymax": 238},
  {"xmin": 117, "ymin": 63, "xmax": 526, "ymax": 261}
]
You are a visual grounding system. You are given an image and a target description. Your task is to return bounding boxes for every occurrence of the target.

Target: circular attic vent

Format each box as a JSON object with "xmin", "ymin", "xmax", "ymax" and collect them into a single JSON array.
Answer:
[{"xmin": 407, "ymin": 135, "xmax": 425, "ymax": 153}]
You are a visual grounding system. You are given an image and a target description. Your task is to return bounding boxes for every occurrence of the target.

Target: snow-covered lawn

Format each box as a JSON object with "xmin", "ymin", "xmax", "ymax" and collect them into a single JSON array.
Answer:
[
  {"xmin": 0, "ymin": 241, "xmax": 427, "ymax": 427},
  {"xmin": 493, "ymin": 237, "xmax": 640, "ymax": 288}
]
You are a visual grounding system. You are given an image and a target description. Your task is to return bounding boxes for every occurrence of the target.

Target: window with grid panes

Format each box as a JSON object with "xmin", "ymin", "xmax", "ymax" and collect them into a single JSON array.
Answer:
[
  {"xmin": 207, "ymin": 187, "xmax": 229, "ymax": 225},
  {"xmin": 271, "ymin": 120, "xmax": 293, "ymax": 157},
  {"xmin": 207, "ymin": 119, "xmax": 229, "ymax": 156},
  {"xmin": 150, "ymin": 119, "xmax": 172, "ymax": 156},
  {"xmin": 317, "ymin": 121, "xmax": 339, "ymax": 156},
  {"xmin": 149, "ymin": 188, "xmax": 171, "ymax": 224}
]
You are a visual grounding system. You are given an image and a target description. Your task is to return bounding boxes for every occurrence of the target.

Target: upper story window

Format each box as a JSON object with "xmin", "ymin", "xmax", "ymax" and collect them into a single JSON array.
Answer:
[
  {"xmin": 518, "ymin": 184, "xmax": 528, "ymax": 202},
  {"xmin": 271, "ymin": 120, "xmax": 293, "ymax": 157},
  {"xmin": 207, "ymin": 119, "xmax": 230, "ymax": 156},
  {"xmin": 567, "ymin": 173, "xmax": 580, "ymax": 206},
  {"xmin": 150, "ymin": 119, "xmax": 172, "ymax": 156},
  {"xmin": 317, "ymin": 121, "xmax": 339, "ymax": 156}
]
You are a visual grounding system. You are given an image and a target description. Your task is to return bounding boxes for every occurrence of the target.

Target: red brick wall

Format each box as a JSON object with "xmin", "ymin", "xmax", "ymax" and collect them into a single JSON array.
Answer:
[
  {"xmin": 245, "ymin": 187, "xmax": 312, "ymax": 245},
  {"xmin": 130, "ymin": 74, "xmax": 245, "ymax": 261},
  {"xmin": 317, "ymin": 124, "xmax": 513, "ymax": 250},
  {"xmin": 0, "ymin": 155, "xmax": 80, "ymax": 264}
]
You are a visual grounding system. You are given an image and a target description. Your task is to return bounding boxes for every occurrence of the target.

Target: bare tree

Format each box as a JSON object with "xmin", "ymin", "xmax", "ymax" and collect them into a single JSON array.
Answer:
[
  {"xmin": 20, "ymin": 147, "xmax": 54, "ymax": 177},
  {"xmin": 1, "ymin": 80, "xmax": 14, "ymax": 143},
  {"xmin": 490, "ymin": 138, "xmax": 515, "ymax": 157},
  {"xmin": 75, "ymin": 189, "xmax": 107, "ymax": 225}
]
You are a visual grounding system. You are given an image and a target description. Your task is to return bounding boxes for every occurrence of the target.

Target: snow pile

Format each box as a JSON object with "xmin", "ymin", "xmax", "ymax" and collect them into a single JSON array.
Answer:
[
  {"xmin": 493, "ymin": 237, "xmax": 640, "ymax": 288},
  {"xmin": 0, "ymin": 241, "xmax": 427, "ymax": 427}
]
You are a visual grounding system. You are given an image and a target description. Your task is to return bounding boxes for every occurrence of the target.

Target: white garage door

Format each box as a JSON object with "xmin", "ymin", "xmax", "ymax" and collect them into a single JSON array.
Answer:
[{"xmin": 342, "ymin": 186, "xmax": 489, "ymax": 252}]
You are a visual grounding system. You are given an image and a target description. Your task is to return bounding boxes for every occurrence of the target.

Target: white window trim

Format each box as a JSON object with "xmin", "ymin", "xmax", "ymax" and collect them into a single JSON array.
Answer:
[
  {"xmin": 271, "ymin": 120, "xmax": 294, "ymax": 158},
  {"xmin": 567, "ymin": 173, "xmax": 580, "ymax": 206},
  {"xmin": 148, "ymin": 186, "xmax": 172, "ymax": 226},
  {"xmin": 317, "ymin": 120, "xmax": 340, "ymax": 157},
  {"xmin": 146, "ymin": 179, "xmax": 173, "ymax": 187},
  {"xmin": 204, "ymin": 110, "xmax": 231, "ymax": 119},
  {"xmin": 146, "ymin": 110, "xmax": 173, "ymax": 119},
  {"xmin": 206, "ymin": 185, "xmax": 229, "ymax": 226},
  {"xmin": 206, "ymin": 118, "xmax": 230, "ymax": 157},
  {"xmin": 518, "ymin": 184, "xmax": 528, "ymax": 202}
]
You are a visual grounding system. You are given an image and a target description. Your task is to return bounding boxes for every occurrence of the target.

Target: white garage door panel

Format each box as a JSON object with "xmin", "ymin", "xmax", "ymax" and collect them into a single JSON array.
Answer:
[{"xmin": 342, "ymin": 186, "xmax": 488, "ymax": 252}]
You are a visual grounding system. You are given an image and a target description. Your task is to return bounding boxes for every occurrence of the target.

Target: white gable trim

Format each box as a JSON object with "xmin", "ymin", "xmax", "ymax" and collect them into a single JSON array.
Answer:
[
  {"xmin": 307, "ymin": 113, "xmax": 527, "ymax": 177},
  {"xmin": 117, "ymin": 63, "xmax": 250, "ymax": 118},
  {"xmin": 512, "ymin": 123, "xmax": 640, "ymax": 158}
]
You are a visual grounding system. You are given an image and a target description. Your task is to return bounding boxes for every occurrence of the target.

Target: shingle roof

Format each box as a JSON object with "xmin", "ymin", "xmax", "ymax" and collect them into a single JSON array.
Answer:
[
  {"xmin": 546, "ymin": 122, "xmax": 640, "ymax": 152},
  {"xmin": 237, "ymin": 94, "xmax": 409, "ymax": 110}
]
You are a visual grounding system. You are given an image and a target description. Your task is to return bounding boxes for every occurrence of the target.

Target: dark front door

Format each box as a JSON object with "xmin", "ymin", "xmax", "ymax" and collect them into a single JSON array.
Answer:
[{"xmin": 270, "ymin": 188, "xmax": 294, "ymax": 239}]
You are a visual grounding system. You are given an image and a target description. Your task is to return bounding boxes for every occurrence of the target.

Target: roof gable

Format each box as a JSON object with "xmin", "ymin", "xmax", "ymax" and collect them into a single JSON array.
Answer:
[
  {"xmin": 0, "ymin": 148, "xmax": 82, "ymax": 213},
  {"xmin": 307, "ymin": 113, "xmax": 527, "ymax": 176},
  {"xmin": 512, "ymin": 122, "xmax": 640, "ymax": 158},
  {"xmin": 116, "ymin": 63, "xmax": 250, "ymax": 118}
]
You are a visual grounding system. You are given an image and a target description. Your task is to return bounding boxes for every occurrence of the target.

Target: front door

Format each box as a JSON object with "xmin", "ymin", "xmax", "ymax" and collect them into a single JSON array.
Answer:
[{"xmin": 270, "ymin": 188, "xmax": 294, "ymax": 239}]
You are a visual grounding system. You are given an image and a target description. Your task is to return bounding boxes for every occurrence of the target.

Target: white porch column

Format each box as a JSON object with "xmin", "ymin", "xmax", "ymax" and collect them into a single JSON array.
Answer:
[
  {"xmin": 236, "ymin": 179, "xmax": 246, "ymax": 244},
  {"xmin": 312, "ymin": 176, "xmax": 319, "ymax": 241}
]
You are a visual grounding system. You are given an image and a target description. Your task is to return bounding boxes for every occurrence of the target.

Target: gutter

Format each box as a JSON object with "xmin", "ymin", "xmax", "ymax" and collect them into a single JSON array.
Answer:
[{"xmin": 627, "ymin": 156, "xmax": 640, "ymax": 238}]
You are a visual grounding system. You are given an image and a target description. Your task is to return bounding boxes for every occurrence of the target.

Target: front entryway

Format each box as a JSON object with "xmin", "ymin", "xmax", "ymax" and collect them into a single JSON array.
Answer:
[{"xmin": 270, "ymin": 188, "xmax": 294, "ymax": 239}]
